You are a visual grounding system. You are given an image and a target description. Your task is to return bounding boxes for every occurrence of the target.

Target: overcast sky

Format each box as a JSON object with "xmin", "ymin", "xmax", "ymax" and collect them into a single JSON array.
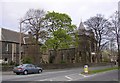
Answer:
[{"xmin": 0, "ymin": 0, "xmax": 119, "ymax": 32}]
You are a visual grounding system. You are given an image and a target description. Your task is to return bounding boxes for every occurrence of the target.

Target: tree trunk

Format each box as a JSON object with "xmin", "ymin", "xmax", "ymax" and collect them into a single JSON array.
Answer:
[
  {"xmin": 118, "ymin": 50, "xmax": 120, "ymax": 67},
  {"xmin": 117, "ymin": 34, "xmax": 120, "ymax": 66}
]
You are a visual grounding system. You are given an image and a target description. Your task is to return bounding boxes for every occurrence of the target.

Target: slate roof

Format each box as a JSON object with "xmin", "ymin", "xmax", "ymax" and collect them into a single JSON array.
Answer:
[{"xmin": 0, "ymin": 28, "xmax": 20, "ymax": 43}]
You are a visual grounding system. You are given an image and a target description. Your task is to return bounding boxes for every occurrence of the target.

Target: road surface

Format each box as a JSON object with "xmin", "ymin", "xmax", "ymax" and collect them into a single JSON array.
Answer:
[{"xmin": 1, "ymin": 65, "xmax": 119, "ymax": 82}]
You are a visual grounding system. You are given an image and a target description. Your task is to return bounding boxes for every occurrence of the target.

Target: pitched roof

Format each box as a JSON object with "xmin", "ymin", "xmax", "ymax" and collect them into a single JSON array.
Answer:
[
  {"xmin": 0, "ymin": 28, "xmax": 25, "ymax": 43},
  {"xmin": 0, "ymin": 28, "xmax": 20, "ymax": 43}
]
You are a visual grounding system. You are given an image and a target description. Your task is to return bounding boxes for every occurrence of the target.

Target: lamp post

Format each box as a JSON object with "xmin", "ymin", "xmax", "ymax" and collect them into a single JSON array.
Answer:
[
  {"xmin": 19, "ymin": 21, "xmax": 22, "ymax": 65},
  {"xmin": 19, "ymin": 18, "xmax": 32, "ymax": 65}
]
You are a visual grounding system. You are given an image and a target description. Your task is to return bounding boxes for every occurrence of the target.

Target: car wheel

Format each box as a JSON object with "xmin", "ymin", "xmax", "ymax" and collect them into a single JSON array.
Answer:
[
  {"xmin": 16, "ymin": 73, "xmax": 20, "ymax": 75},
  {"xmin": 38, "ymin": 69, "xmax": 42, "ymax": 73},
  {"xmin": 23, "ymin": 70, "xmax": 28, "ymax": 75}
]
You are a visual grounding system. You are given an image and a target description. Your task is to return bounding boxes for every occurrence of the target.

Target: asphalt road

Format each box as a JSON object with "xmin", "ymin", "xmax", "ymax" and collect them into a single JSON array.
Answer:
[{"xmin": 1, "ymin": 65, "xmax": 119, "ymax": 82}]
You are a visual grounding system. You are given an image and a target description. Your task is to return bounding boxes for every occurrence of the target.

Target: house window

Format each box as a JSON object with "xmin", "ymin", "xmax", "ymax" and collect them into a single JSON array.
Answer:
[
  {"xmin": 6, "ymin": 44, "xmax": 9, "ymax": 52},
  {"xmin": 4, "ymin": 43, "xmax": 9, "ymax": 52}
]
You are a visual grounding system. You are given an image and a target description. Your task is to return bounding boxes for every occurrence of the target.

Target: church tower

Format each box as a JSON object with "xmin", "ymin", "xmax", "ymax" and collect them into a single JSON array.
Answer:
[{"xmin": 78, "ymin": 21, "xmax": 86, "ymax": 35}]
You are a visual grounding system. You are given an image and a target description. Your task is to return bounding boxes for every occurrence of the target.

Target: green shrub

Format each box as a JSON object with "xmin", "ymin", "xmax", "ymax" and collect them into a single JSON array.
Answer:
[
  {"xmin": 15, "ymin": 63, "xmax": 19, "ymax": 66},
  {"xmin": 102, "ymin": 58, "xmax": 110, "ymax": 62},
  {"xmin": 60, "ymin": 60, "xmax": 66, "ymax": 64},
  {"xmin": 2, "ymin": 63, "xmax": 8, "ymax": 66},
  {"xmin": 22, "ymin": 56, "xmax": 33, "ymax": 64},
  {"xmin": 9, "ymin": 61, "xmax": 15, "ymax": 65}
]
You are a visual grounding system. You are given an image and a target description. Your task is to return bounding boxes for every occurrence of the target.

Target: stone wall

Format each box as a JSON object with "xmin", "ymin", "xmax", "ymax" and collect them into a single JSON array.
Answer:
[{"xmin": 49, "ymin": 48, "xmax": 76, "ymax": 64}]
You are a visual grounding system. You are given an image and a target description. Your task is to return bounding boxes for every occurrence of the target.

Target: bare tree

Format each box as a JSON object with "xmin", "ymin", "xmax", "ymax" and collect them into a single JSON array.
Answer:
[
  {"xmin": 21, "ymin": 9, "xmax": 47, "ymax": 65},
  {"xmin": 84, "ymin": 14, "xmax": 111, "ymax": 63},
  {"xmin": 21, "ymin": 9, "xmax": 47, "ymax": 44},
  {"xmin": 109, "ymin": 11, "xmax": 120, "ymax": 66}
]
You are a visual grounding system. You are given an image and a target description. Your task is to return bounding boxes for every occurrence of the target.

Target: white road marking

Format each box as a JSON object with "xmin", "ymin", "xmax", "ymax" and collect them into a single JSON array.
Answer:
[
  {"xmin": 79, "ymin": 74, "xmax": 88, "ymax": 77},
  {"xmin": 65, "ymin": 76, "xmax": 73, "ymax": 81},
  {"xmin": 79, "ymin": 73, "xmax": 98, "ymax": 78},
  {"xmin": 86, "ymin": 74, "xmax": 96, "ymax": 78},
  {"xmin": 39, "ymin": 79, "xmax": 49, "ymax": 81}
]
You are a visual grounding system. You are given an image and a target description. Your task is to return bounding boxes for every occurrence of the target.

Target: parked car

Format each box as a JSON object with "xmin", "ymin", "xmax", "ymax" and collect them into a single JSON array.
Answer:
[{"xmin": 13, "ymin": 64, "xmax": 42, "ymax": 75}]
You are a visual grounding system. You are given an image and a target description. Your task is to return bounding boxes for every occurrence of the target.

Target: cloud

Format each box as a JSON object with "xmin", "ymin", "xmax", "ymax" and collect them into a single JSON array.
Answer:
[{"xmin": 0, "ymin": 0, "xmax": 119, "ymax": 31}]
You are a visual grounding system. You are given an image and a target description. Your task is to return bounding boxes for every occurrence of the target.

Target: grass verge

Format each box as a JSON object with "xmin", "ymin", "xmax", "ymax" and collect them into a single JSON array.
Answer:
[{"xmin": 81, "ymin": 66, "xmax": 119, "ymax": 74}]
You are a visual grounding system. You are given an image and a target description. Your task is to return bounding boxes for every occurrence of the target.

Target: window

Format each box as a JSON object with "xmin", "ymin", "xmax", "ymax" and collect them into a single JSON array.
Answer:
[
  {"xmin": 6, "ymin": 44, "xmax": 9, "ymax": 52},
  {"xmin": 31, "ymin": 64, "xmax": 35, "ymax": 68},
  {"xmin": 26, "ymin": 64, "xmax": 31, "ymax": 68},
  {"xmin": 5, "ymin": 43, "xmax": 9, "ymax": 52}
]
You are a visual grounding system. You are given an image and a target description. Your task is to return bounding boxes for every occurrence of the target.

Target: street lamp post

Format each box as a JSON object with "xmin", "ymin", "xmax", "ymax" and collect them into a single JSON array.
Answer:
[
  {"xmin": 19, "ymin": 18, "xmax": 33, "ymax": 65},
  {"xmin": 19, "ymin": 22, "xmax": 22, "ymax": 65}
]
